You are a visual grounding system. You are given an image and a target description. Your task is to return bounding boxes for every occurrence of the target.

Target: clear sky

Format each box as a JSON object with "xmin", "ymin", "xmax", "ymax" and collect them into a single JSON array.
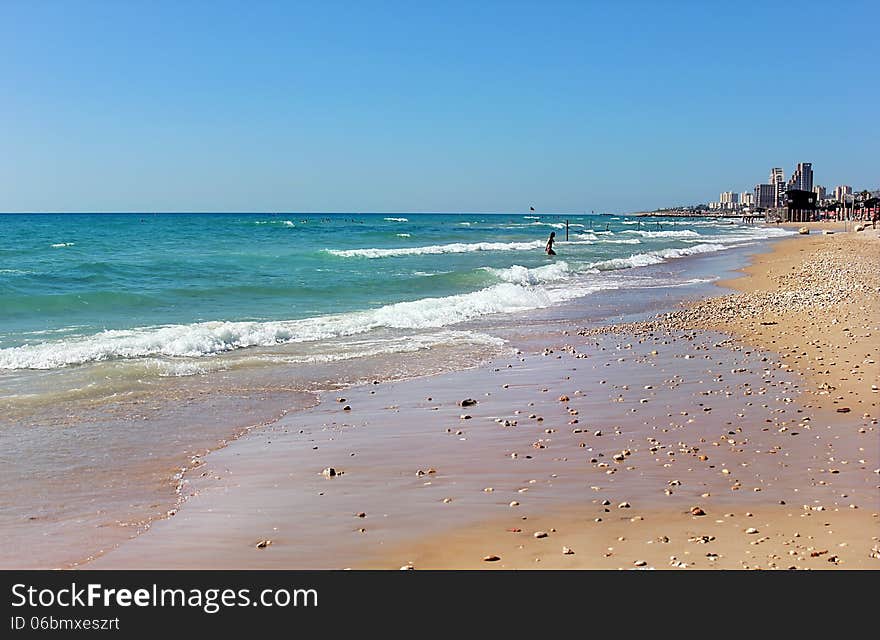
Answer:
[{"xmin": 1, "ymin": 0, "xmax": 877, "ymax": 213}]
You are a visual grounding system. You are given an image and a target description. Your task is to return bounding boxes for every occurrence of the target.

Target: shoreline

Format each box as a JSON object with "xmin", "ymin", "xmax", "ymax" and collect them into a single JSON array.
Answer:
[
  {"xmin": 2, "ymin": 225, "xmax": 767, "ymax": 569},
  {"xmin": 82, "ymin": 225, "xmax": 879, "ymax": 570}
]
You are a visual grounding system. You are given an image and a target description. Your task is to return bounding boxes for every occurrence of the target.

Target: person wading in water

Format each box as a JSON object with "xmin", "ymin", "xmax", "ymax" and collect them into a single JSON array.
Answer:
[{"xmin": 545, "ymin": 231, "xmax": 556, "ymax": 256}]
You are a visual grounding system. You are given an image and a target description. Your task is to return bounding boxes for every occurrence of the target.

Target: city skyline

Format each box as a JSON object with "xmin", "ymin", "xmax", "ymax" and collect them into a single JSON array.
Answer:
[
  {"xmin": 1, "ymin": 1, "xmax": 878, "ymax": 214},
  {"xmin": 708, "ymin": 158, "xmax": 877, "ymax": 213}
]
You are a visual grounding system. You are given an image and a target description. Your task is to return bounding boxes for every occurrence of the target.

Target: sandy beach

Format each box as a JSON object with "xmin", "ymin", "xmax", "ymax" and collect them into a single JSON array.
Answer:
[
  {"xmin": 78, "ymin": 225, "xmax": 878, "ymax": 571},
  {"xmin": 380, "ymin": 224, "xmax": 880, "ymax": 569}
]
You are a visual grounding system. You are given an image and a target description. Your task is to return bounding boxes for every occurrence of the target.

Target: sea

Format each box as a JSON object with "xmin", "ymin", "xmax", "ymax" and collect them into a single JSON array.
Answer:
[{"xmin": 0, "ymin": 212, "xmax": 795, "ymax": 566}]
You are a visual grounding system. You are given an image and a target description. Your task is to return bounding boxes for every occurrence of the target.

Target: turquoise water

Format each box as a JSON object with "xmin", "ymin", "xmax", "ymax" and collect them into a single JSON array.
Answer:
[{"xmin": 0, "ymin": 212, "xmax": 793, "ymax": 371}]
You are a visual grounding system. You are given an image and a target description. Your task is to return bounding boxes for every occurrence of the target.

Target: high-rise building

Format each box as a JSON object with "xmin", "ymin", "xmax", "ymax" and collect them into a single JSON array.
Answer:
[
  {"xmin": 814, "ymin": 185, "xmax": 826, "ymax": 201},
  {"xmin": 754, "ymin": 184, "xmax": 775, "ymax": 209},
  {"xmin": 769, "ymin": 168, "xmax": 785, "ymax": 207},
  {"xmin": 834, "ymin": 185, "xmax": 852, "ymax": 202},
  {"xmin": 719, "ymin": 191, "xmax": 739, "ymax": 209},
  {"xmin": 787, "ymin": 162, "xmax": 813, "ymax": 193},
  {"xmin": 740, "ymin": 191, "xmax": 754, "ymax": 207}
]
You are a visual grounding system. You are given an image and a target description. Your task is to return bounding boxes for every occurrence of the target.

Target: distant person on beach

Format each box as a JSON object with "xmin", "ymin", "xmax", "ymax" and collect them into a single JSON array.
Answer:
[{"xmin": 545, "ymin": 232, "xmax": 556, "ymax": 256}]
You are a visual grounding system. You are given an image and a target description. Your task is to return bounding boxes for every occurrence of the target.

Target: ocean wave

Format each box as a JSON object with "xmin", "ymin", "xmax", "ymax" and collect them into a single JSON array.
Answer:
[
  {"xmin": 51, "ymin": 242, "xmax": 75, "ymax": 248},
  {"xmin": 682, "ymin": 226, "xmax": 796, "ymax": 244},
  {"xmin": 484, "ymin": 261, "xmax": 575, "ymax": 286},
  {"xmin": 325, "ymin": 240, "xmax": 544, "ymax": 258},
  {"xmin": 0, "ymin": 282, "xmax": 563, "ymax": 370},
  {"xmin": 505, "ymin": 222, "xmax": 586, "ymax": 230},
  {"xmin": 396, "ymin": 233, "xmax": 411, "ymax": 238},
  {"xmin": 384, "ymin": 217, "xmax": 409, "ymax": 222},
  {"xmin": 573, "ymin": 233, "xmax": 641, "ymax": 244},
  {"xmin": 254, "ymin": 220, "xmax": 294, "ymax": 226},
  {"xmin": 590, "ymin": 243, "xmax": 727, "ymax": 270},
  {"xmin": 622, "ymin": 229, "xmax": 701, "ymax": 238}
]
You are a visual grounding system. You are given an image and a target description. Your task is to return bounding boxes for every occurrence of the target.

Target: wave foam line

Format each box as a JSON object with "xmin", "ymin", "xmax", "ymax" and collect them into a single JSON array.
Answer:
[
  {"xmin": 590, "ymin": 243, "xmax": 728, "ymax": 270},
  {"xmin": 325, "ymin": 240, "xmax": 543, "ymax": 258},
  {"xmin": 622, "ymin": 229, "xmax": 701, "ymax": 238},
  {"xmin": 0, "ymin": 282, "xmax": 561, "ymax": 370},
  {"xmin": 483, "ymin": 261, "xmax": 579, "ymax": 286}
]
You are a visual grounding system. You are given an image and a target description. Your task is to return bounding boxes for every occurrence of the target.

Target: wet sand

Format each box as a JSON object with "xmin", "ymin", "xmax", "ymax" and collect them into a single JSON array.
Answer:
[{"xmin": 86, "ymin": 225, "xmax": 879, "ymax": 570}]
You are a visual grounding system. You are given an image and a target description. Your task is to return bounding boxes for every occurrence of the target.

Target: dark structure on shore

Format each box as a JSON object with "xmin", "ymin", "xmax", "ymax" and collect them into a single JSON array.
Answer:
[{"xmin": 785, "ymin": 189, "xmax": 817, "ymax": 222}]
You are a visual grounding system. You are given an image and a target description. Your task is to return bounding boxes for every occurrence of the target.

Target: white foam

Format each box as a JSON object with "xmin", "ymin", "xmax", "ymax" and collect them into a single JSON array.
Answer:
[
  {"xmin": 681, "ymin": 226, "xmax": 796, "ymax": 245},
  {"xmin": 574, "ymin": 233, "xmax": 641, "ymax": 244},
  {"xmin": 384, "ymin": 217, "xmax": 409, "ymax": 222},
  {"xmin": 326, "ymin": 240, "xmax": 544, "ymax": 258},
  {"xmin": 51, "ymin": 242, "xmax": 75, "ymax": 248},
  {"xmin": 0, "ymin": 282, "xmax": 563, "ymax": 370},
  {"xmin": 622, "ymin": 229, "xmax": 701, "ymax": 238},
  {"xmin": 591, "ymin": 243, "xmax": 728, "ymax": 270},
  {"xmin": 396, "ymin": 233, "xmax": 411, "ymax": 238},
  {"xmin": 484, "ymin": 261, "xmax": 576, "ymax": 286}
]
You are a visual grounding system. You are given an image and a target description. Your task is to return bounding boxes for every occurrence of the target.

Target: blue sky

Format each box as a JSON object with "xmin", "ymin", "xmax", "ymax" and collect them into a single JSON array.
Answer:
[{"xmin": 1, "ymin": 0, "xmax": 877, "ymax": 213}]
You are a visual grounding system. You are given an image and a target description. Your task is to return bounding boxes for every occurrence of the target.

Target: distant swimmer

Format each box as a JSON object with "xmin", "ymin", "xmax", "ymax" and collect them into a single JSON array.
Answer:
[{"xmin": 545, "ymin": 231, "xmax": 556, "ymax": 256}]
